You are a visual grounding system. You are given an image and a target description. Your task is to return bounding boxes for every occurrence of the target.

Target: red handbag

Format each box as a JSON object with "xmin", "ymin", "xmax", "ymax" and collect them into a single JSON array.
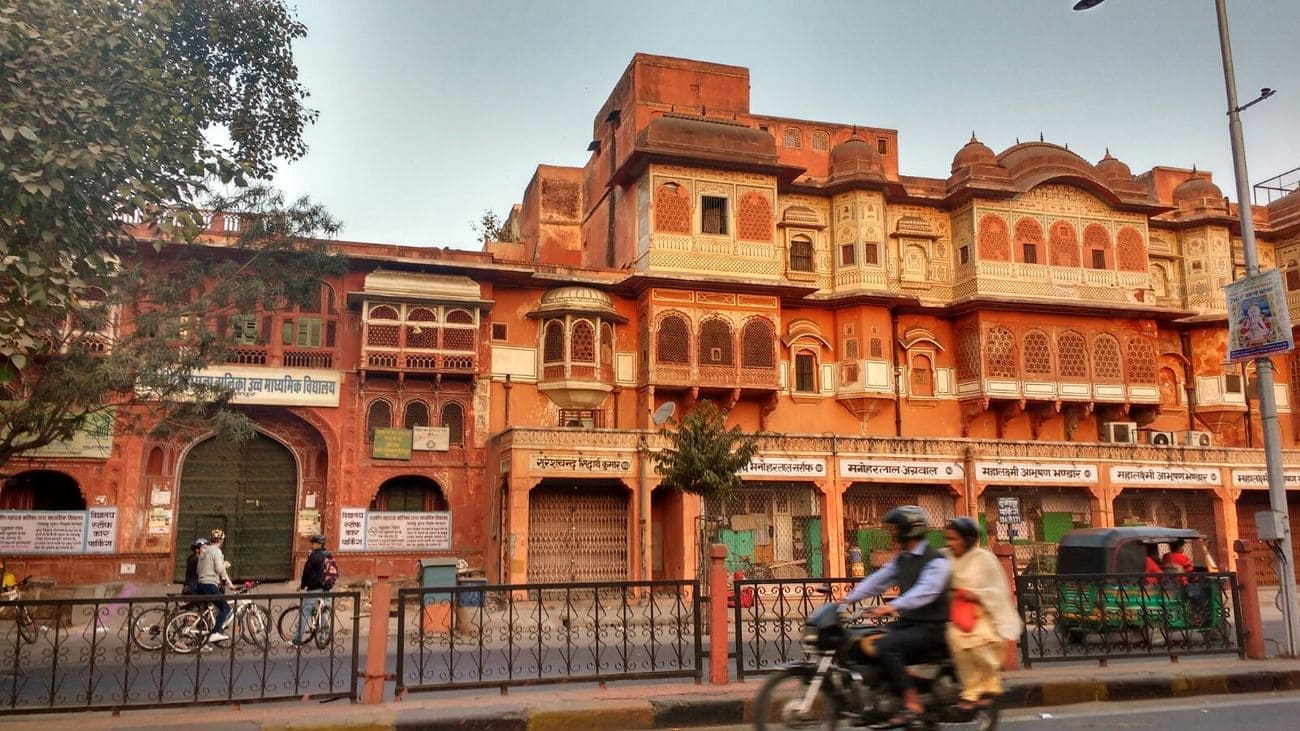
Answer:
[{"xmin": 950, "ymin": 593, "xmax": 978, "ymax": 632}]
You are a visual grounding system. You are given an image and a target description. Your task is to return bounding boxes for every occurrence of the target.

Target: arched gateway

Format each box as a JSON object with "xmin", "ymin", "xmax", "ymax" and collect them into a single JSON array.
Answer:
[{"xmin": 173, "ymin": 433, "xmax": 297, "ymax": 580}]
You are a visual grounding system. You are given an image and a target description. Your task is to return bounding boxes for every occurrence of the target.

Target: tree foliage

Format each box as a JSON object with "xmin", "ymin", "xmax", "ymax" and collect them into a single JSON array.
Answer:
[
  {"xmin": 654, "ymin": 401, "xmax": 759, "ymax": 507},
  {"xmin": 471, "ymin": 209, "xmax": 517, "ymax": 244},
  {"xmin": 0, "ymin": 0, "xmax": 339, "ymax": 468}
]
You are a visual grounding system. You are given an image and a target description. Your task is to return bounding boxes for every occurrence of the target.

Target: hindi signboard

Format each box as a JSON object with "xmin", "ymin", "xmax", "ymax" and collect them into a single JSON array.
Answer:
[
  {"xmin": 1109, "ymin": 465, "xmax": 1221, "ymax": 486},
  {"xmin": 183, "ymin": 366, "xmax": 342, "ymax": 407},
  {"xmin": 1232, "ymin": 468, "xmax": 1300, "ymax": 489},
  {"xmin": 0, "ymin": 509, "xmax": 118, "ymax": 554},
  {"xmin": 412, "ymin": 426, "xmax": 450, "ymax": 451},
  {"xmin": 336, "ymin": 508, "xmax": 451, "ymax": 552},
  {"xmin": 338, "ymin": 508, "xmax": 367, "ymax": 551},
  {"xmin": 9, "ymin": 405, "xmax": 116, "ymax": 459},
  {"xmin": 740, "ymin": 457, "xmax": 827, "ymax": 478},
  {"xmin": 372, "ymin": 428, "xmax": 413, "ymax": 460},
  {"xmin": 839, "ymin": 459, "xmax": 963, "ymax": 481},
  {"xmin": 530, "ymin": 455, "xmax": 633, "ymax": 475},
  {"xmin": 996, "ymin": 497, "xmax": 1022, "ymax": 525},
  {"xmin": 1226, "ymin": 269, "xmax": 1294, "ymax": 363},
  {"xmin": 974, "ymin": 461, "xmax": 1097, "ymax": 484}
]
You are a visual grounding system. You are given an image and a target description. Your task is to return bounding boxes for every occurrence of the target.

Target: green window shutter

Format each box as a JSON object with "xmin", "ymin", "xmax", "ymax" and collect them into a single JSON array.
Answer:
[
  {"xmin": 282, "ymin": 319, "xmax": 294, "ymax": 346},
  {"xmin": 231, "ymin": 315, "xmax": 257, "ymax": 344},
  {"xmin": 296, "ymin": 317, "xmax": 322, "ymax": 347}
]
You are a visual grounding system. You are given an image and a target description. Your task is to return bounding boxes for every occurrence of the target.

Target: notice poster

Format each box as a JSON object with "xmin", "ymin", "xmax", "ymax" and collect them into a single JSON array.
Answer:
[
  {"xmin": 0, "ymin": 509, "xmax": 118, "ymax": 554},
  {"xmin": 371, "ymin": 428, "xmax": 413, "ymax": 460},
  {"xmin": 1226, "ymin": 269, "xmax": 1294, "ymax": 363},
  {"xmin": 365, "ymin": 512, "xmax": 452, "ymax": 552},
  {"xmin": 337, "ymin": 508, "xmax": 367, "ymax": 552},
  {"xmin": 85, "ymin": 508, "xmax": 117, "ymax": 553}
]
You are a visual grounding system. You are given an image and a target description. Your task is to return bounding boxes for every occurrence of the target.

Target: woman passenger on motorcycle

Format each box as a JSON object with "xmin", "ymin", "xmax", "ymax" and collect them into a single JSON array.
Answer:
[{"xmin": 942, "ymin": 517, "xmax": 1021, "ymax": 713}]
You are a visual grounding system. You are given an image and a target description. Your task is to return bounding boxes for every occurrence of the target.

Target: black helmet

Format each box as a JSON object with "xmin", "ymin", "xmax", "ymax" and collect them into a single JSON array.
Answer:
[
  {"xmin": 883, "ymin": 505, "xmax": 929, "ymax": 542},
  {"xmin": 946, "ymin": 517, "xmax": 980, "ymax": 548},
  {"xmin": 310, "ymin": 534, "xmax": 326, "ymax": 544},
  {"xmin": 191, "ymin": 538, "xmax": 208, "ymax": 550}
]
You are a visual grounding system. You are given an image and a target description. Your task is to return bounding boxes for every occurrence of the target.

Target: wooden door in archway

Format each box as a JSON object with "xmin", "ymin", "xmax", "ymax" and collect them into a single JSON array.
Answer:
[{"xmin": 174, "ymin": 433, "xmax": 297, "ymax": 581}]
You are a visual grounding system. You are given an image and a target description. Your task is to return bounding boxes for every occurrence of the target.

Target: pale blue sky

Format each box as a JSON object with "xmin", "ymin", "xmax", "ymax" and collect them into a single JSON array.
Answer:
[{"xmin": 271, "ymin": 0, "xmax": 1300, "ymax": 249}]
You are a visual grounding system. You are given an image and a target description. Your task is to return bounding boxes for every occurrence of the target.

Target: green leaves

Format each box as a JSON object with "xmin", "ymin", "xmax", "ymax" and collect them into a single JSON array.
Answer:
[{"xmin": 654, "ymin": 401, "xmax": 760, "ymax": 506}]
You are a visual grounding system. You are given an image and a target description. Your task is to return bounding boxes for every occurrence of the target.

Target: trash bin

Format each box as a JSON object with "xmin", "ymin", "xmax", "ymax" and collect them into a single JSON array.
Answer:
[
  {"xmin": 459, "ymin": 577, "xmax": 487, "ymax": 608},
  {"xmin": 417, "ymin": 558, "xmax": 459, "ymax": 606}
]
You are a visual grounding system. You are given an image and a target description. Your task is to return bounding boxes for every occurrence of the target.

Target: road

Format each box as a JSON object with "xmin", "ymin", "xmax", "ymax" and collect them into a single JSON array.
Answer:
[{"xmin": 695, "ymin": 689, "xmax": 1300, "ymax": 729}]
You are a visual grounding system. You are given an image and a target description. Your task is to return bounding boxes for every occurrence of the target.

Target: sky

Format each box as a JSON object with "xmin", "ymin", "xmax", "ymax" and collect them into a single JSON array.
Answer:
[{"xmin": 270, "ymin": 0, "xmax": 1300, "ymax": 250}]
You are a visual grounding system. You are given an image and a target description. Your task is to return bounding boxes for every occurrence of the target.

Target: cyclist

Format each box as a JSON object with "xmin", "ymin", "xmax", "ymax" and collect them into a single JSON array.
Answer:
[
  {"xmin": 292, "ymin": 534, "xmax": 331, "ymax": 646},
  {"xmin": 182, "ymin": 538, "xmax": 207, "ymax": 596},
  {"xmin": 197, "ymin": 528, "xmax": 233, "ymax": 642}
]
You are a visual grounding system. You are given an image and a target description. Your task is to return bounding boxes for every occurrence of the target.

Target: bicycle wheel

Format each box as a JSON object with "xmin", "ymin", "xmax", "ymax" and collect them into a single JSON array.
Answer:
[
  {"xmin": 165, "ymin": 610, "xmax": 209, "ymax": 654},
  {"xmin": 241, "ymin": 604, "xmax": 271, "ymax": 650},
  {"xmin": 277, "ymin": 605, "xmax": 308, "ymax": 644},
  {"xmin": 312, "ymin": 603, "xmax": 334, "ymax": 649},
  {"xmin": 130, "ymin": 606, "xmax": 168, "ymax": 651},
  {"xmin": 16, "ymin": 609, "xmax": 38, "ymax": 644}
]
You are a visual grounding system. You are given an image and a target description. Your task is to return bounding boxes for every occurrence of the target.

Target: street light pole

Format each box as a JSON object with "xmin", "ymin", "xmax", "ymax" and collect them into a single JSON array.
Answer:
[
  {"xmin": 1212, "ymin": 0, "xmax": 1299, "ymax": 658},
  {"xmin": 1076, "ymin": 0, "xmax": 1297, "ymax": 656}
]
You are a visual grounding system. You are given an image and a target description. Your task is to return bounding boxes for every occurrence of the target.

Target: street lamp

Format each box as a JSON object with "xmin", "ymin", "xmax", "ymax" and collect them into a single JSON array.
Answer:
[{"xmin": 1074, "ymin": 0, "xmax": 1296, "ymax": 656}]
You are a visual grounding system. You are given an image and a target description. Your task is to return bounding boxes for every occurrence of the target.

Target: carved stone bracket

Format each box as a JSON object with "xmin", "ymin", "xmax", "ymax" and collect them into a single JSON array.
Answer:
[
  {"xmin": 960, "ymin": 398, "xmax": 989, "ymax": 438},
  {"xmin": 759, "ymin": 391, "xmax": 780, "ymax": 431},
  {"xmin": 1130, "ymin": 404, "xmax": 1160, "ymax": 428},
  {"xmin": 1062, "ymin": 402, "xmax": 1093, "ymax": 441},
  {"xmin": 993, "ymin": 399, "xmax": 1024, "ymax": 440},
  {"xmin": 1028, "ymin": 401, "xmax": 1061, "ymax": 440}
]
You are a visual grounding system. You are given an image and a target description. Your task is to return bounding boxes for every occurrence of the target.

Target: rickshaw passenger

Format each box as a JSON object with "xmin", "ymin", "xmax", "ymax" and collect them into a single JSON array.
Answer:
[
  {"xmin": 1142, "ymin": 544, "xmax": 1162, "ymax": 585},
  {"xmin": 1162, "ymin": 540, "xmax": 1193, "ymax": 573}
]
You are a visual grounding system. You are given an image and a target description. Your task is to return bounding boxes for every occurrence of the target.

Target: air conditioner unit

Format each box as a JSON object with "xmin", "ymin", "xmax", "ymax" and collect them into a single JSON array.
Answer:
[
  {"xmin": 1184, "ymin": 430, "xmax": 1213, "ymax": 448},
  {"xmin": 1146, "ymin": 430, "xmax": 1178, "ymax": 447},
  {"xmin": 1102, "ymin": 421, "xmax": 1138, "ymax": 444}
]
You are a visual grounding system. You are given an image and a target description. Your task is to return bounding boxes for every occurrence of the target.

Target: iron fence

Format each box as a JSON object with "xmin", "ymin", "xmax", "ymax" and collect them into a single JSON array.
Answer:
[
  {"xmin": 1015, "ymin": 572, "xmax": 1245, "ymax": 666},
  {"xmin": 395, "ymin": 580, "xmax": 701, "ymax": 694},
  {"xmin": 731, "ymin": 577, "xmax": 886, "ymax": 681},
  {"xmin": 0, "ymin": 589, "xmax": 361, "ymax": 714}
]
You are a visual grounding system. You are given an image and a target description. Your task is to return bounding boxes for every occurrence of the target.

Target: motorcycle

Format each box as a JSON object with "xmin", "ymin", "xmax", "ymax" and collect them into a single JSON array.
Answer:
[{"xmin": 753, "ymin": 601, "xmax": 999, "ymax": 730}]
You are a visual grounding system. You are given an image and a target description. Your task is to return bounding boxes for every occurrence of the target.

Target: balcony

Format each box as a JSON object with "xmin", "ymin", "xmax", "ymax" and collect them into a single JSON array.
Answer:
[
  {"xmin": 646, "ymin": 361, "xmax": 779, "ymax": 390},
  {"xmin": 363, "ymin": 349, "xmax": 476, "ymax": 376}
]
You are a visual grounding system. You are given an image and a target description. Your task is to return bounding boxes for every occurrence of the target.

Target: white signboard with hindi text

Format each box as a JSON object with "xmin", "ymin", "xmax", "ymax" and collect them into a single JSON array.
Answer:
[
  {"xmin": 336, "ymin": 508, "xmax": 451, "ymax": 552},
  {"xmin": 740, "ymin": 457, "xmax": 827, "ymax": 478},
  {"xmin": 185, "ymin": 367, "xmax": 342, "ymax": 407},
  {"xmin": 1232, "ymin": 468, "xmax": 1300, "ymax": 489},
  {"xmin": 974, "ymin": 461, "xmax": 1097, "ymax": 484},
  {"xmin": 0, "ymin": 508, "xmax": 118, "ymax": 554},
  {"xmin": 1109, "ymin": 465, "xmax": 1221, "ymax": 486},
  {"xmin": 1226, "ymin": 269, "xmax": 1294, "ymax": 363},
  {"xmin": 839, "ymin": 459, "xmax": 964, "ymax": 481},
  {"xmin": 412, "ymin": 426, "xmax": 450, "ymax": 451}
]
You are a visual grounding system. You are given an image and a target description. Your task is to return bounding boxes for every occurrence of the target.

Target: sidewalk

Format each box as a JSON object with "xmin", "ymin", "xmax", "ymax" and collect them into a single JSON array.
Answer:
[{"xmin": 3, "ymin": 656, "xmax": 1300, "ymax": 730}]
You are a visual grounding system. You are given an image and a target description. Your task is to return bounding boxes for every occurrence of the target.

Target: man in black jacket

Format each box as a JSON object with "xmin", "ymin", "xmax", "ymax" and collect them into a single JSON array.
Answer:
[
  {"xmin": 182, "ymin": 538, "xmax": 207, "ymax": 597},
  {"xmin": 292, "ymin": 534, "xmax": 330, "ymax": 646}
]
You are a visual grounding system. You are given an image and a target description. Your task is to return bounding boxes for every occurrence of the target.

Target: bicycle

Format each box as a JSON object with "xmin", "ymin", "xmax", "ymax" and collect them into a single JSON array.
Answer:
[
  {"xmin": 129, "ymin": 594, "xmax": 205, "ymax": 652},
  {"xmin": 276, "ymin": 591, "xmax": 334, "ymax": 649},
  {"xmin": 164, "ymin": 581, "xmax": 270, "ymax": 654},
  {"xmin": 1, "ymin": 576, "xmax": 46, "ymax": 644}
]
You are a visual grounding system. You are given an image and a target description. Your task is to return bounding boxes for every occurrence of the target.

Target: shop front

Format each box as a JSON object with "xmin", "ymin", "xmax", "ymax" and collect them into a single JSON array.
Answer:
[
  {"xmin": 1233, "ymin": 467, "xmax": 1300, "ymax": 586},
  {"xmin": 838, "ymin": 458, "xmax": 963, "ymax": 574},
  {"xmin": 974, "ymin": 460, "xmax": 1100, "ymax": 572},
  {"xmin": 702, "ymin": 457, "xmax": 828, "ymax": 580},
  {"xmin": 1109, "ymin": 465, "xmax": 1223, "ymax": 564}
]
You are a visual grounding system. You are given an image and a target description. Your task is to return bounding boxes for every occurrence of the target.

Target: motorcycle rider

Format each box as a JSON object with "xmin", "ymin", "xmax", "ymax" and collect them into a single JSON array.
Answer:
[{"xmin": 843, "ymin": 505, "xmax": 951, "ymax": 729}]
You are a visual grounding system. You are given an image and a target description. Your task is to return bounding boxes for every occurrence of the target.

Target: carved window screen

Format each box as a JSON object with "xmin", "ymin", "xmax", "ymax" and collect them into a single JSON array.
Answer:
[
  {"xmin": 366, "ymin": 400, "xmax": 391, "ymax": 443},
  {"xmin": 1093, "ymin": 334, "xmax": 1122, "ymax": 380},
  {"xmin": 654, "ymin": 183, "xmax": 691, "ymax": 234},
  {"xmin": 543, "ymin": 321, "xmax": 565, "ymax": 362},
  {"xmin": 956, "ymin": 328, "xmax": 981, "ymax": 380},
  {"xmin": 985, "ymin": 327, "xmax": 1017, "ymax": 378},
  {"xmin": 440, "ymin": 402, "xmax": 465, "ymax": 445},
  {"xmin": 1023, "ymin": 330, "xmax": 1052, "ymax": 375},
  {"xmin": 656, "ymin": 315, "xmax": 690, "ymax": 364},
  {"xmin": 1058, "ymin": 332, "xmax": 1088, "ymax": 378},
  {"xmin": 698, "ymin": 318, "xmax": 734, "ymax": 365},
  {"xmin": 1049, "ymin": 221, "xmax": 1080, "ymax": 267},
  {"xmin": 1126, "ymin": 338, "xmax": 1156, "ymax": 383},
  {"xmin": 404, "ymin": 400, "xmax": 429, "ymax": 429},
  {"xmin": 571, "ymin": 320, "xmax": 595, "ymax": 363},
  {"xmin": 736, "ymin": 192, "xmax": 772, "ymax": 241},
  {"xmin": 977, "ymin": 214, "xmax": 1010, "ymax": 262},
  {"xmin": 1116, "ymin": 227, "xmax": 1148, "ymax": 272},
  {"xmin": 740, "ymin": 318, "xmax": 775, "ymax": 368},
  {"xmin": 789, "ymin": 237, "xmax": 814, "ymax": 272}
]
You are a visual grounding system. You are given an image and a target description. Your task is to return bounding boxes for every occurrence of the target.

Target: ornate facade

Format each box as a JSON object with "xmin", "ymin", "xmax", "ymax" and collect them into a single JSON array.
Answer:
[{"xmin": 6, "ymin": 54, "xmax": 1300, "ymax": 587}]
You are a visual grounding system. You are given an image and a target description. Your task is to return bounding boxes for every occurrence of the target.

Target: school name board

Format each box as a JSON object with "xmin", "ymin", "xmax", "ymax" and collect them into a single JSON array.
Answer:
[
  {"xmin": 740, "ymin": 458, "xmax": 827, "ymax": 478},
  {"xmin": 1232, "ymin": 468, "xmax": 1300, "ymax": 489},
  {"xmin": 372, "ymin": 428, "xmax": 414, "ymax": 460},
  {"xmin": 840, "ymin": 459, "xmax": 964, "ymax": 481},
  {"xmin": 1110, "ymin": 465, "xmax": 1221, "ymax": 485},
  {"xmin": 187, "ymin": 367, "xmax": 341, "ymax": 407},
  {"xmin": 0, "ymin": 508, "xmax": 117, "ymax": 554},
  {"xmin": 337, "ymin": 508, "xmax": 451, "ymax": 552},
  {"xmin": 13, "ymin": 406, "xmax": 116, "ymax": 460},
  {"xmin": 974, "ymin": 461, "xmax": 1097, "ymax": 484},
  {"xmin": 530, "ymin": 455, "xmax": 633, "ymax": 475}
]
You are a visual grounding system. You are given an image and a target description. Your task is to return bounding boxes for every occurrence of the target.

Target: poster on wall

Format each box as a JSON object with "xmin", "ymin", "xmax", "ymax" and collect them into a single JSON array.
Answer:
[
  {"xmin": 1226, "ymin": 269, "xmax": 1294, "ymax": 363},
  {"xmin": 0, "ymin": 508, "xmax": 118, "ymax": 554},
  {"xmin": 335, "ymin": 508, "xmax": 451, "ymax": 552},
  {"xmin": 412, "ymin": 426, "xmax": 450, "ymax": 451},
  {"xmin": 371, "ymin": 428, "xmax": 413, "ymax": 460}
]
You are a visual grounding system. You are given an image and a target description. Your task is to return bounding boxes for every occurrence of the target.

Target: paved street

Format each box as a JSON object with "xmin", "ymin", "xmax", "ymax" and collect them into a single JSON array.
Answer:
[{"xmin": 696, "ymin": 689, "xmax": 1300, "ymax": 730}]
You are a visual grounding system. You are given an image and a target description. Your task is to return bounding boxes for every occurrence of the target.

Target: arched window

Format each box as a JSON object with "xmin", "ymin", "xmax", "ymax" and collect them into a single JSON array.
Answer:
[
  {"xmin": 442, "ymin": 309, "xmax": 475, "ymax": 351},
  {"xmin": 370, "ymin": 476, "xmax": 448, "ymax": 512},
  {"xmin": 0, "ymin": 471, "xmax": 86, "ymax": 511},
  {"xmin": 1058, "ymin": 331, "xmax": 1088, "ymax": 379},
  {"xmin": 985, "ymin": 326, "xmax": 1017, "ymax": 378},
  {"xmin": 741, "ymin": 318, "xmax": 775, "ymax": 368},
  {"xmin": 406, "ymin": 307, "xmax": 437, "ymax": 348},
  {"xmin": 736, "ymin": 191, "xmax": 772, "ymax": 242},
  {"xmin": 654, "ymin": 183, "xmax": 691, "ymax": 234},
  {"xmin": 1151, "ymin": 264, "xmax": 1169, "ymax": 298},
  {"xmin": 1084, "ymin": 224, "xmax": 1112, "ymax": 270},
  {"xmin": 1023, "ymin": 330, "xmax": 1052, "ymax": 376},
  {"xmin": 570, "ymin": 320, "xmax": 595, "ymax": 362},
  {"xmin": 977, "ymin": 214, "xmax": 1010, "ymax": 262},
  {"xmin": 146, "ymin": 447, "xmax": 165, "ymax": 475},
  {"xmin": 366, "ymin": 400, "xmax": 391, "ymax": 443},
  {"xmin": 441, "ymin": 402, "xmax": 465, "ymax": 445},
  {"xmin": 543, "ymin": 321, "xmax": 565, "ymax": 363},
  {"xmin": 956, "ymin": 328, "xmax": 982, "ymax": 380},
  {"xmin": 656, "ymin": 314, "xmax": 690, "ymax": 364},
  {"xmin": 793, "ymin": 350, "xmax": 818, "ymax": 392},
  {"xmin": 698, "ymin": 318, "xmax": 734, "ymax": 365},
  {"xmin": 1093, "ymin": 334, "xmax": 1122, "ymax": 380},
  {"xmin": 1116, "ymin": 227, "xmax": 1148, "ymax": 272},
  {"xmin": 369, "ymin": 305, "xmax": 399, "ymax": 321},
  {"xmin": 1015, "ymin": 218, "xmax": 1044, "ymax": 265},
  {"xmin": 910, "ymin": 354, "xmax": 935, "ymax": 397},
  {"xmin": 782, "ymin": 127, "xmax": 802, "ymax": 149},
  {"xmin": 1127, "ymin": 338, "xmax": 1156, "ymax": 383},
  {"xmin": 811, "ymin": 130, "xmax": 830, "ymax": 151},
  {"xmin": 404, "ymin": 400, "xmax": 429, "ymax": 429},
  {"xmin": 789, "ymin": 236, "xmax": 814, "ymax": 272},
  {"xmin": 1049, "ymin": 221, "xmax": 1080, "ymax": 267},
  {"xmin": 600, "ymin": 322, "xmax": 614, "ymax": 379}
]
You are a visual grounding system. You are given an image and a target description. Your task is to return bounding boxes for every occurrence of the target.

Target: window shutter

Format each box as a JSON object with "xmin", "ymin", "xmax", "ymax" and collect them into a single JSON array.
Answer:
[{"xmin": 283, "ymin": 319, "xmax": 294, "ymax": 346}]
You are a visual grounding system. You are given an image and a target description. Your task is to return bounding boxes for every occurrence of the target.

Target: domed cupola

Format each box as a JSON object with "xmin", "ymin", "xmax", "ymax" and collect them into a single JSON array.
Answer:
[
  {"xmin": 830, "ymin": 137, "xmax": 885, "ymax": 178},
  {"xmin": 1172, "ymin": 169, "xmax": 1225, "ymax": 206},
  {"xmin": 1096, "ymin": 149, "xmax": 1133, "ymax": 181},
  {"xmin": 950, "ymin": 133, "xmax": 996, "ymax": 173}
]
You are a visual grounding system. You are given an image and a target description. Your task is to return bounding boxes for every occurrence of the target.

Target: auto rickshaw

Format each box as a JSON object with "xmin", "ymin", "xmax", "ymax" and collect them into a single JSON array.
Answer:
[{"xmin": 1050, "ymin": 526, "xmax": 1228, "ymax": 645}]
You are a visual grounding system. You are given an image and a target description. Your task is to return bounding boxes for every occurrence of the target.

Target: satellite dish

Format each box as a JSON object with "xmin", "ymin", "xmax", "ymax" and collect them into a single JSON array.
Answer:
[{"xmin": 651, "ymin": 401, "xmax": 677, "ymax": 427}]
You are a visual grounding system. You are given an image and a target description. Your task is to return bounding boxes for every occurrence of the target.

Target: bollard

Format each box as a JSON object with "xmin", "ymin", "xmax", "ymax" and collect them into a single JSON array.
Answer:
[
  {"xmin": 1233, "ymin": 540, "xmax": 1267, "ymax": 659},
  {"xmin": 363, "ymin": 577, "xmax": 394, "ymax": 704},
  {"xmin": 708, "ymin": 543, "xmax": 729, "ymax": 685},
  {"xmin": 992, "ymin": 544, "xmax": 1020, "ymax": 670}
]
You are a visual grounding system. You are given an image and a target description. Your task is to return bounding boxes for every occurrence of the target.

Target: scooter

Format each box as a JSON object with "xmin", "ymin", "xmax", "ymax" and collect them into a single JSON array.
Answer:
[{"xmin": 752, "ymin": 601, "xmax": 998, "ymax": 730}]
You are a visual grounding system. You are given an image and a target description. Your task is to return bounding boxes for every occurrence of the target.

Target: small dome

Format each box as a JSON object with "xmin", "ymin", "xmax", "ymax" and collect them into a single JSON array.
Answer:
[
  {"xmin": 830, "ymin": 137, "xmax": 884, "ymax": 178},
  {"xmin": 1172, "ymin": 173, "xmax": 1224, "ymax": 204},
  {"xmin": 1096, "ymin": 150, "xmax": 1133, "ymax": 180},
  {"xmin": 951, "ymin": 134, "xmax": 996, "ymax": 173}
]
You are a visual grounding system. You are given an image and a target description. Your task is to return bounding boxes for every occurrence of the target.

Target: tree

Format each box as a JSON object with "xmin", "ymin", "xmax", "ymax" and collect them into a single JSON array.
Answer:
[
  {"xmin": 0, "ymin": 1, "xmax": 337, "ymax": 468},
  {"xmin": 470, "ymin": 209, "xmax": 517, "ymax": 244},
  {"xmin": 654, "ymin": 400, "xmax": 759, "ymax": 511}
]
